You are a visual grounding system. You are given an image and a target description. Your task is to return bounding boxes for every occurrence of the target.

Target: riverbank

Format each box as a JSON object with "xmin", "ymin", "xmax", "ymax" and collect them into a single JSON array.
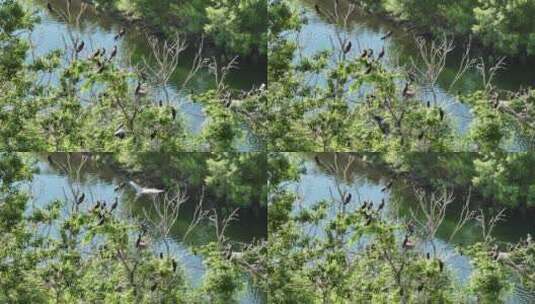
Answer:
[
  {"xmin": 75, "ymin": 0, "xmax": 267, "ymax": 61},
  {"xmin": 354, "ymin": 0, "xmax": 535, "ymax": 61}
]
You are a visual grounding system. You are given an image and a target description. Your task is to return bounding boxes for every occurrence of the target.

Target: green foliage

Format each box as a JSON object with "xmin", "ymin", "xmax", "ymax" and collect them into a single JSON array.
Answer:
[
  {"xmin": 366, "ymin": 0, "xmax": 535, "ymax": 57},
  {"xmin": 0, "ymin": 153, "xmax": 250, "ymax": 303}
]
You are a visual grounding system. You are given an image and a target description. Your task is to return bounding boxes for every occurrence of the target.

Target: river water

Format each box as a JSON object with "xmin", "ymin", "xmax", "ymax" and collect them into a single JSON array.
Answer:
[
  {"xmin": 24, "ymin": 153, "xmax": 266, "ymax": 304},
  {"xmin": 24, "ymin": 0, "xmax": 265, "ymax": 143},
  {"xmin": 289, "ymin": 153, "xmax": 535, "ymax": 303}
]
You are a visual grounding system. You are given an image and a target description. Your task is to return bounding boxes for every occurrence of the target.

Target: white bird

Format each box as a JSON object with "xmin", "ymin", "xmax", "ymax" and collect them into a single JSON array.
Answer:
[{"xmin": 128, "ymin": 181, "xmax": 164, "ymax": 199}]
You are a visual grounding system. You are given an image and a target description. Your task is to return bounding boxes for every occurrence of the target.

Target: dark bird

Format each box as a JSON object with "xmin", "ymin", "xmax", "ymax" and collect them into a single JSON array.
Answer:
[
  {"xmin": 135, "ymin": 234, "xmax": 148, "ymax": 249},
  {"xmin": 426, "ymin": 252, "xmax": 430, "ymax": 259},
  {"xmin": 114, "ymin": 28, "xmax": 126, "ymax": 40},
  {"xmin": 135, "ymin": 82, "xmax": 148, "ymax": 96},
  {"xmin": 77, "ymin": 192, "xmax": 85, "ymax": 205},
  {"xmin": 360, "ymin": 49, "xmax": 368, "ymax": 59},
  {"xmin": 90, "ymin": 49, "xmax": 101, "ymax": 60},
  {"xmin": 110, "ymin": 197, "xmax": 118, "ymax": 211},
  {"xmin": 361, "ymin": 201, "xmax": 368, "ymax": 210},
  {"xmin": 402, "ymin": 235, "xmax": 415, "ymax": 249},
  {"xmin": 407, "ymin": 221, "xmax": 415, "ymax": 234},
  {"xmin": 170, "ymin": 107, "xmax": 177, "ymax": 120},
  {"xmin": 381, "ymin": 31, "xmax": 393, "ymax": 40},
  {"xmin": 171, "ymin": 259, "xmax": 177, "ymax": 272},
  {"xmin": 373, "ymin": 115, "xmax": 389, "ymax": 135},
  {"xmin": 343, "ymin": 192, "xmax": 352, "ymax": 205},
  {"xmin": 426, "ymin": 101, "xmax": 430, "ymax": 108},
  {"xmin": 91, "ymin": 201, "xmax": 101, "ymax": 212},
  {"xmin": 109, "ymin": 46, "xmax": 117, "ymax": 60},
  {"xmin": 343, "ymin": 41, "xmax": 352, "ymax": 54},
  {"xmin": 314, "ymin": 155, "xmax": 322, "ymax": 167},
  {"xmin": 47, "ymin": 2, "xmax": 55, "ymax": 13},
  {"xmin": 378, "ymin": 47, "xmax": 385, "ymax": 60},
  {"xmin": 437, "ymin": 259, "xmax": 444, "ymax": 272},
  {"xmin": 418, "ymin": 131, "xmax": 425, "ymax": 140},
  {"xmin": 381, "ymin": 180, "xmax": 393, "ymax": 192},
  {"xmin": 76, "ymin": 41, "xmax": 85, "ymax": 53},
  {"xmin": 402, "ymin": 82, "xmax": 416, "ymax": 98},
  {"xmin": 114, "ymin": 127, "xmax": 126, "ymax": 139},
  {"xmin": 377, "ymin": 198, "xmax": 385, "ymax": 211},
  {"xmin": 159, "ymin": 252, "xmax": 164, "ymax": 259},
  {"xmin": 314, "ymin": 4, "xmax": 321, "ymax": 15},
  {"xmin": 158, "ymin": 100, "xmax": 163, "ymax": 107},
  {"xmin": 439, "ymin": 108, "xmax": 445, "ymax": 121},
  {"xmin": 114, "ymin": 182, "xmax": 126, "ymax": 192}
]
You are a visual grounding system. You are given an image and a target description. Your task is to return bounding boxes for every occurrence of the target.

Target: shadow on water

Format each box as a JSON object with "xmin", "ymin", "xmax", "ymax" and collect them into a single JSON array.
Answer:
[
  {"xmin": 289, "ymin": 152, "xmax": 535, "ymax": 303},
  {"xmin": 28, "ymin": 153, "xmax": 266, "ymax": 304}
]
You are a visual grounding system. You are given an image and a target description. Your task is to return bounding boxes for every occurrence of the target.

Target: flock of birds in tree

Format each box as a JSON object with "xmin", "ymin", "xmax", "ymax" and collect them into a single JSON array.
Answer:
[
  {"xmin": 315, "ymin": 154, "xmax": 446, "ymax": 278},
  {"xmin": 313, "ymin": 2, "xmax": 447, "ymax": 141},
  {"xmin": 47, "ymin": 2, "xmax": 179, "ymax": 142}
]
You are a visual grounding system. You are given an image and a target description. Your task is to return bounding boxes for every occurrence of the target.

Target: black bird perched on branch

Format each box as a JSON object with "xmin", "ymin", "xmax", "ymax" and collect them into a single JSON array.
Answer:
[
  {"xmin": 110, "ymin": 197, "xmax": 118, "ymax": 211},
  {"xmin": 381, "ymin": 31, "xmax": 393, "ymax": 40},
  {"xmin": 343, "ymin": 192, "xmax": 352, "ymax": 205},
  {"xmin": 402, "ymin": 235, "xmax": 415, "ymax": 249},
  {"xmin": 381, "ymin": 180, "xmax": 393, "ymax": 192},
  {"xmin": 77, "ymin": 192, "xmax": 85, "ymax": 205},
  {"xmin": 114, "ymin": 28, "xmax": 126, "ymax": 40},
  {"xmin": 114, "ymin": 127, "xmax": 126, "ymax": 139},
  {"xmin": 170, "ymin": 107, "xmax": 177, "ymax": 120},
  {"xmin": 418, "ymin": 131, "xmax": 425, "ymax": 140},
  {"xmin": 437, "ymin": 259, "xmax": 444, "ymax": 272},
  {"xmin": 47, "ymin": 2, "xmax": 55, "ymax": 13},
  {"xmin": 402, "ymin": 82, "xmax": 416, "ymax": 98},
  {"xmin": 171, "ymin": 259, "xmax": 177, "ymax": 272},
  {"xmin": 159, "ymin": 252, "xmax": 164, "ymax": 259},
  {"xmin": 89, "ymin": 49, "xmax": 101, "ymax": 60},
  {"xmin": 76, "ymin": 41, "xmax": 85, "ymax": 53},
  {"xmin": 378, "ymin": 47, "xmax": 385, "ymax": 60},
  {"xmin": 439, "ymin": 108, "xmax": 445, "ymax": 121},
  {"xmin": 343, "ymin": 41, "xmax": 352, "ymax": 54},
  {"xmin": 314, "ymin": 155, "xmax": 322, "ymax": 167},
  {"xmin": 314, "ymin": 4, "xmax": 321, "ymax": 15},
  {"xmin": 109, "ymin": 46, "xmax": 117, "ymax": 61},
  {"xmin": 377, "ymin": 198, "xmax": 385, "ymax": 211}
]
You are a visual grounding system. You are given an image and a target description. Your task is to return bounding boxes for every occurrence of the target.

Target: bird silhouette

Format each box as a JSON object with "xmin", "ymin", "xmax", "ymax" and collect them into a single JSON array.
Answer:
[
  {"xmin": 77, "ymin": 192, "xmax": 85, "ymax": 205},
  {"xmin": 109, "ymin": 46, "xmax": 117, "ymax": 60},
  {"xmin": 171, "ymin": 259, "xmax": 177, "ymax": 272},
  {"xmin": 378, "ymin": 47, "xmax": 385, "ymax": 60},
  {"xmin": 114, "ymin": 127, "xmax": 126, "ymax": 139},
  {"xmin": 114, "ymin": 28, "xmax": 126, "ymax": 40},
  {"xmin": 170, "ymin": 107, "xmax": 177, "ymax": 120},
  {"xmin": 314, "ymin": 4, "xmax": 321, "ymax": 15},
  {"xmin": 377, "ymin": 198, "xmax": 385, "ymax": 211},
  {"xmin": 47, "ymin": 2, "xmax": 55, "ymax": 13},
  {"xmin": 402, "ymin": 82, "xmax": 416, "ymax": 98},
  {"xmin": 76, "ymin": 41, "xmax": 85, "ymax": 53},
  {"xmin": 381, "ymin": 31, "xmax": 393, "ymax": 40},
  {"xmin": 439, "ymin": 108, "xmax": 445, "ymax": 121},
  {"xmin": 343, "ymin": 41, "xmax": 352, "ymax": 54},
  {"xmin": 343, "ymin": 192, "xmax": 352, "ymax": 205},
  {"xmin": 110, "ymin": 197, "xmax": 118, "ymax": 211}
]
